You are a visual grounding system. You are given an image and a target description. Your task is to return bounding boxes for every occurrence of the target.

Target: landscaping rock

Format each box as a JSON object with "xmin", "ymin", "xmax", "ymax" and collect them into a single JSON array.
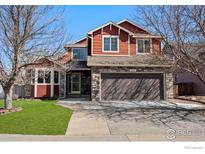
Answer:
[{"xmin": 0, "ymin": 107, "xmax": 22, "ymax": 116}]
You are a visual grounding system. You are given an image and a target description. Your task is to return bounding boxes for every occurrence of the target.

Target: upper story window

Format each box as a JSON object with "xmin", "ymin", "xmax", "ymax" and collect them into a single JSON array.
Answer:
[
  {"xmin": 137, "ymin": 39, "xmax": 151, "ymax": 53},
  {"xmin": 103, "ymin": 35, "xmax": 119, "ymax": 52},
  {"xmin": 72, "ymin": 48, "xmax": 87, "ymax": 60}
]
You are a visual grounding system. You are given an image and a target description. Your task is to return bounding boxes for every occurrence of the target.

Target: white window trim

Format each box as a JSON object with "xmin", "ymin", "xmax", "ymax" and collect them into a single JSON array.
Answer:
[
  {"xmin": 71, "ymin": 47, "xmax": 87, "ymax": 61},
  {"xmin": 102, "ymin": 35, "xmax": 119, "ymax": 53},
  {"xmin": 136, "ymin": 39, "xmax": 152, "ymax": 54},
  {"xmin": 31, "ymin": 69, "xmax": 35, "ymax": 85}
]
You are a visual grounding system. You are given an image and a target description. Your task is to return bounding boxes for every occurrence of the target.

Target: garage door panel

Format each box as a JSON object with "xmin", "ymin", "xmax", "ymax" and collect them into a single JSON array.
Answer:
[{"xmin": 101, "ymin": 73, "xmax": 164, "ymax": 101}]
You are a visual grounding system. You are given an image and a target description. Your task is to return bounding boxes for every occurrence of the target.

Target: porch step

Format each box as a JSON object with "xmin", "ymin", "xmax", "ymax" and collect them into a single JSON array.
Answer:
[{"xmin": 66, "ymin": 94, "xmax": 90, "ymax": 98}]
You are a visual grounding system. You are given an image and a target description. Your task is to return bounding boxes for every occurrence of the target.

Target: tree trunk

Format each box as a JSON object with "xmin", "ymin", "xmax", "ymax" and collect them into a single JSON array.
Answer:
[{"xmin": 4, "ymin": 86, "xmax": 13, "ymax": 110}]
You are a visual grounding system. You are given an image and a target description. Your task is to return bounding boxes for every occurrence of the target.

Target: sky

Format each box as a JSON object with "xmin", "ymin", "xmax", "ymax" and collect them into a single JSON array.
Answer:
[{"xmin": 63, "ymin": 6, "xmax": 135, "ymax": 43}]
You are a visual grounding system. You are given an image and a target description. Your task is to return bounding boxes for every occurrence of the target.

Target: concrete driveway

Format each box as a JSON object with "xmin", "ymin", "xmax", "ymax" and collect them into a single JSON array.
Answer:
[{"xmin": 59, "ymin": 99, "xmax": 205, "ymax": 141}]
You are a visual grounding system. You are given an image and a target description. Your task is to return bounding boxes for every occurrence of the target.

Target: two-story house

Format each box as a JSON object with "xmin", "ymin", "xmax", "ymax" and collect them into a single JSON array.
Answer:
[{"xmin": 25, "ymin": 19, "xmax": 174, "ymax": 101}]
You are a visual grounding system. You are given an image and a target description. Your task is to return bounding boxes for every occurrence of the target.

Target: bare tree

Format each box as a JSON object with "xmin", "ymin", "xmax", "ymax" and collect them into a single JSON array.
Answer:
[
  {"xmin": 0, "ymin": 6, "xmax": 66, "ymax": 109},
  {"xmin": 133, "ymin": 6, "xmax": 205, "ymax": 84}
]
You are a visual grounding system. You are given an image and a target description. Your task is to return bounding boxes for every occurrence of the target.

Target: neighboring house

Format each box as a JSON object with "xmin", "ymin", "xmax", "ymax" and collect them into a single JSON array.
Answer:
[
  {"xmin": 0, "ymin": 85, "xmax": 25, "ymax": 99},
  {"xmin": 25, "ymin": 19, "xmax": 174, "ymax": 101},
  {"xmin": 174, "ymin": 71, "xmax": 205, "ymax": 96},
  {"xmin": 163, "ymin": 43, "xmax": 205, "ymax": 96}
]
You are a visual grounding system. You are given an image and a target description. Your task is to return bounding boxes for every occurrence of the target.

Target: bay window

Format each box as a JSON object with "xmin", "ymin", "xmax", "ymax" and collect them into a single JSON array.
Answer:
[
  {"xmin": 45, "ymin": 71, "xmax": 51, "ymax": 83},
  {"xmin": 38, "ymin": 70, "xmax": 44, "ymax": 83},
  {"xmin": 32, "ymin": 69, "xmax": 59, "ymax": 85},
  {"xmin": 37, "ymin": 70, "xmax": 51, "ymax": 84}
]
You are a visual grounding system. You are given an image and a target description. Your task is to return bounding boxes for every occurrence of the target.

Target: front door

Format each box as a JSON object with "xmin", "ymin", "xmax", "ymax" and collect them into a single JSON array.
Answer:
[{"xmin": 71, "ymin": 73, "xmax": 81, "ymax": 94}]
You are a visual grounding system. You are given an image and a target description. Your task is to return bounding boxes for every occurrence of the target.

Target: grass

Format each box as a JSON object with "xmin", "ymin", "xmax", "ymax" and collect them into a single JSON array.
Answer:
[{"xmin": 0, "ymin": 99, "xmax": 72, "ymax": 135}]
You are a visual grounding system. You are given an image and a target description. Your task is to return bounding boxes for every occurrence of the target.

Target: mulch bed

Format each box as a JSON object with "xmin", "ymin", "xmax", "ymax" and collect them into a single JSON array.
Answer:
[{"xmin": 0, "ymin": 107, "xmax": 22, "ymax": 116}]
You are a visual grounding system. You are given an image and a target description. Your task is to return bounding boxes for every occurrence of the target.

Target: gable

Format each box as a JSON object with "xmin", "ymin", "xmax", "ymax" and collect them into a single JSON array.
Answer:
[
  {"xmin": 102, "ymin": 24, "xmax": 119, "ymax": 35},
  {"xmin": 88, "ymin": 21, "xmax": 135, "ymax": 36},
  {"xmin": 118, "ymin": 20, "xmax": 150, "ymax": 35}
]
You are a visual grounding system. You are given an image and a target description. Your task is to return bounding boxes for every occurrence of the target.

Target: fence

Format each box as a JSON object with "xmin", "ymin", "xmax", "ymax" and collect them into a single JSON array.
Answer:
[{"xmin": 0, "ymin": 85, "xmax": 25, "ymax": 99}]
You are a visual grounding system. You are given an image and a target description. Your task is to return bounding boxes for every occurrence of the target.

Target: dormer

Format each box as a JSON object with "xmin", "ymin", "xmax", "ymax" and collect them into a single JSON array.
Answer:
[{"xmin": 64, "ymin": 37, "xmax": 88, "ymax": 62}]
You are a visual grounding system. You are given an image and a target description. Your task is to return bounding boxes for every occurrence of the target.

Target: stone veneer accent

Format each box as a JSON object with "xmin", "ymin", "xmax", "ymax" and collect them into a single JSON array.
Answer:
[{"xmin": 91, "ymin": 67, "xmax": 173, "ymax": 101}]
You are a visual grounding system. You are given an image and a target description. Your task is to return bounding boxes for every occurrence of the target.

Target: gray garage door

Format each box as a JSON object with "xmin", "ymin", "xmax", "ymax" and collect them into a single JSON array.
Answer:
[{"xmin": 101, "ymin": 73, "xmax": 164, "ymax": 101}]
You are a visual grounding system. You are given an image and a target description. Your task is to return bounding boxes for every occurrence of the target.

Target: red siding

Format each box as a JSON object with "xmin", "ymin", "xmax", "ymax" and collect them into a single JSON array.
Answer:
[
  {"xmin": 31, "ymin": 85, "xmax": 58, "ymax": 98},
  {"xmin": 36, "ymin": 85, "xmax": 51, "ymax": 98},
  {"xmin": 119, "ymin": 21, "xmax": 161, "ymax": 54},
  {"xmin": 76, "ymin": 38, "xmax": 87, "ymax": 44},
  {"xmin": 59, "ymin": 48, "xmax": 72, "ymax": 64},
  {"xmin": 175, "ymin": 72, "xmax": 205, "ymax": 95},
  {"xmin": 130, "ymin": 37, "xmax": 136, "ymax": 55},
  {"xmin": 31, "ymin": 85, "xmax": 34, "ymax": 97},
  {"xmin": 119, "ymin": 21, "xmax": 149, "ymax": 34},
  {"xmin": 119, "ymin": 30, "xmax": 128, "ymax": 55},
  {"xmin": 102, "ymin": 25, "xmax": 118, "ymax": 35},
  {"xmin": 93, "ymin": 29, "xmax": 102, "ymax": 55},
  {"xmin": 92, "ymin": 23, "xmax": 161, "ymax": 56},
  {"xmin": 92, "ymin": 25, "xmax": 129, "ymax": 55}
]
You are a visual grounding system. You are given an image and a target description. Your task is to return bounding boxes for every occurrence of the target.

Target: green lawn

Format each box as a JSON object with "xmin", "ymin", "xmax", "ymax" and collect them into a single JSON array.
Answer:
[{"xmin": 0, "ymin": 99, "xmax": 72, "ymax": 135}]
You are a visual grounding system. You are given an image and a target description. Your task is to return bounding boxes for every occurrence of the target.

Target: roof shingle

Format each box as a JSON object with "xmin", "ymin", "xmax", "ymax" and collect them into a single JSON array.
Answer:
[{"xmin": 87, "ymin": 55, "xmax": 173, "ymax": 67}]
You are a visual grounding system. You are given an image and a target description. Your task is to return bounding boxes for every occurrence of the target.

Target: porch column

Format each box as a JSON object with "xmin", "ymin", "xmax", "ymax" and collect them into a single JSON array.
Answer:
[
  {"xmin": 50, "ymin": 69, "xmax": 54, "ymax": 97},
  {"xmin": 34, "ymin": 68, "xmax": 38, "ymax": 98}
]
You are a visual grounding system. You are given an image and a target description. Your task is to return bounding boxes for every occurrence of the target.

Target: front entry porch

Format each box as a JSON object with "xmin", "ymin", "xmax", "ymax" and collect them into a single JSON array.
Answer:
[{"xmin": 65, "ymin": 70, "xmax": 91, "ymax": 99}]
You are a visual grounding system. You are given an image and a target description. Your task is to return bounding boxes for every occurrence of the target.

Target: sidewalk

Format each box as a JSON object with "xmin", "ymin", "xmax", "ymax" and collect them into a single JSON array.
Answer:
[
  {"xmin": 0, "ymin": 134, "xmax": 129, "ymax": 141},
  {"xmin": 66, "ymin": 110, "xmax": 110, "ymax": 136}
]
